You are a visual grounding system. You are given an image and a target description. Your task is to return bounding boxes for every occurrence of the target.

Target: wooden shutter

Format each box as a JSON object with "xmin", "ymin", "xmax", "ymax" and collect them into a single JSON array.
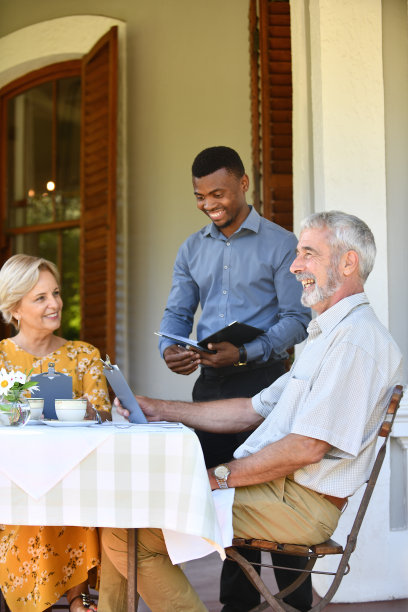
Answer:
[
  {"xmin": 80, "ymin": 26, "xmax": 118, "ymax": 360},
  {"xmin": 250, "ymin": 0, "xmax": 293, "ymax": 231}
]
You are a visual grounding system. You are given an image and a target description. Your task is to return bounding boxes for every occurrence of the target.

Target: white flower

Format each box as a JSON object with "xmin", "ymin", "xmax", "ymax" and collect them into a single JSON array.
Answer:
[
  {"xmin": 14, "ymin": 372, "xmax": 26, "ymax": 384},
  {"xmin": 0, "ymin": 370, "xmax": 13, "ymax": 396}
]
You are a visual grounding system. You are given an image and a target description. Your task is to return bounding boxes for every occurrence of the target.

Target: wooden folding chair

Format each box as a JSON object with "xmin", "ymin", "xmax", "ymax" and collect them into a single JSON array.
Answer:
[{"xmin": 225, "ymin": 384, "xmax": 404, "ymax": 612}]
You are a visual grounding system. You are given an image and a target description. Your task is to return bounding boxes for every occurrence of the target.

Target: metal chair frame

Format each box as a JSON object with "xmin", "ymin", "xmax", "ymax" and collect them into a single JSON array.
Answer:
[{"xmin": 225, "ymin": 385, "xmax": 404, "ymax": 612}]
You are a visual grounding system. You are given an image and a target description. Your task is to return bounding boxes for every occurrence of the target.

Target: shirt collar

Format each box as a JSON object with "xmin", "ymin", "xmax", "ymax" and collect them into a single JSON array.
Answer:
[
  {"xmin": 203, "ymin": 205, "xmax": 261, "ymax": 238},
  {"xmin": 308, "ymin": 292, "xmax": 370, "ymax": 338}
]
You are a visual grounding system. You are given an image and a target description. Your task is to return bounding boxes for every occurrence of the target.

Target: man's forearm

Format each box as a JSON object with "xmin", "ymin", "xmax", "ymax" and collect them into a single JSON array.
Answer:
[
  {"xmin": 138, "ymin": 396, "xmax": 261, "ymax": 433},
  {"xmin": 208, "ymin": 434, "xmax": 331, "ymax": 489}
]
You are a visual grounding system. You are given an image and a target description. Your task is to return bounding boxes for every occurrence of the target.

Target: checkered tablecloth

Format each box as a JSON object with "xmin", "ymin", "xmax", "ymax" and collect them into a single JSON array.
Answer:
[{"xmin": 0, "ymin": 423, "xmax": 226, "ymax": 560}]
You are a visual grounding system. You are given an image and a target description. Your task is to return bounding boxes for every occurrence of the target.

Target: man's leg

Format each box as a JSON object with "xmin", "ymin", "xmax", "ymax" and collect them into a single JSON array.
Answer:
[
  {"xmin": 100, "ymin": 527, "xmax": 207, "ymax": 612},
  {"xmin": 193, "ymin": 371, "xmax": 264, "ymax": 611},
  {"xmin": 270, "ymin": 553, "xmax": 312, "ymax": 612},
  {"xmin": 98, "ymin": 529, "xmax": 128, "ymax": 612},
  {"xmin": 232, "ymin": 478, "xmax": 341, "ymax": 611}
]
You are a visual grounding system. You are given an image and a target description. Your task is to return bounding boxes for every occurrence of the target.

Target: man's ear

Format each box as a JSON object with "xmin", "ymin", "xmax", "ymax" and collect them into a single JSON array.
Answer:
[
  {"xmin": 341, "ymin": 250, "xmax": 359, "ymax": 276},
  {"xmin": 241, "ymin": 174, "xmax": 249, "ymax": 193}
]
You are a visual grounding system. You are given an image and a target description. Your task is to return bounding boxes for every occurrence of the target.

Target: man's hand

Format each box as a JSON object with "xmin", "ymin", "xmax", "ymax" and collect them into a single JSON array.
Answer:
[
  {"xmin": 163, "ymin": 344, "xmax": 201, "ymax": 375},
  {"xmin": 199, "ymin": 342, "xmax": 240, "ymax": 368},
  {"xmin": 114, "ymin": 395, "xmax": 166, "ymax": 422}
]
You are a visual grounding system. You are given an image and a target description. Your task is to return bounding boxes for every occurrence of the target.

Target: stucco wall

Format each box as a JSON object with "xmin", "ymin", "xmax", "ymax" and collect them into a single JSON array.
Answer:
[{"xmin": 0, "ymin": 1, "xmax": 252, "ymax": 400}]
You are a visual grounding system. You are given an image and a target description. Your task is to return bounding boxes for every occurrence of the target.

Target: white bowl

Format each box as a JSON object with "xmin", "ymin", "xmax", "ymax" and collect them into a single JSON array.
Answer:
[
  {"xmin": 28, "ymin": 398, "xmax": 44, "ymax": 420},
  {"xmin": 55, "ymin": 399, "xmax": 87, "ymax": 422}
]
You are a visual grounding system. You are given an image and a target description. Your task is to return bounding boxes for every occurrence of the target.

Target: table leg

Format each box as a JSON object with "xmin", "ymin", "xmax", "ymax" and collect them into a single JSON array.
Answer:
[{"xmin": 127, "ymin": 528, "xmax": 138, "ymax": 612}]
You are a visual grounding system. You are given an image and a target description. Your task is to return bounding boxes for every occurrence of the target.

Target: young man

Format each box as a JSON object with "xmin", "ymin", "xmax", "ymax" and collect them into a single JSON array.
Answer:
[
  {"xmin": 159, "ymin": 146, "xmax": 311, "ymax": 610},
  {"xmin": 100, "ymin": 211, "xmax": 402, "ymax": 612}
]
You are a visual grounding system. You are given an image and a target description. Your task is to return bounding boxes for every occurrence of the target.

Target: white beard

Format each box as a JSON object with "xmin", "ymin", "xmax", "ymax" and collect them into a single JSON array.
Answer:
[{"xmin": 297, "ymin": 268, "xmax": 341, "ymax": 308}]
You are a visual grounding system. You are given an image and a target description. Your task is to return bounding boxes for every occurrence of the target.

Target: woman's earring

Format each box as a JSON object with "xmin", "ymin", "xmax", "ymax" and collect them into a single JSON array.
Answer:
[{"xmin": 16, "ymin": 317, "xmax": 20, "ymax": 331}]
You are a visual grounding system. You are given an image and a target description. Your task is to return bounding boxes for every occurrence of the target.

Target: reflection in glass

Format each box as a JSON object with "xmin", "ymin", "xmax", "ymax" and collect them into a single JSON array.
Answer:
[
  {"xmin": 6, "ymin": 77, "xmax": 81, "ymax": 228},
  {"xmin": 7, "ymin": 82, "xmax": 53, "ymax": 227},
  {"xmin": 56, "ymin": 78, "xmax": 81, "ymax": 222}
]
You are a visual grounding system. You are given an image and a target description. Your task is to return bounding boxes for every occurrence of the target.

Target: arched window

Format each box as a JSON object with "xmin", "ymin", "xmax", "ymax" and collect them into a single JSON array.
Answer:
[{"xmin": 0, "ymin": 27, "xmax": 118, "ymax": 360}]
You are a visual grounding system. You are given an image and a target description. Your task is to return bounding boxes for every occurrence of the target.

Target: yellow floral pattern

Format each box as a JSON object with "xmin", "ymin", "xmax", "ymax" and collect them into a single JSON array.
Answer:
[
  {"xmin": 0, "ymin": 526, "xmax": 99, "ymax": 610},
  {"xmin": 0, "ymin": 339, "xmax": 111, "ymax": 610},
  {"xmin": 0, "ymin": 339, "xmax": 111, "ymax": 412}
]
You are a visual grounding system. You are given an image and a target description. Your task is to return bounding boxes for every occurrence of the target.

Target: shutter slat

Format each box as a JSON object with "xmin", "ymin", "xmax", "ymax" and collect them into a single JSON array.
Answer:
[
  {"xmin": 258, "ymin": 0, "xmax": 293, "ymax": 229},
  {"xmin": 80, "ymin": 26, "xmax": 117, "ymax": 360}
]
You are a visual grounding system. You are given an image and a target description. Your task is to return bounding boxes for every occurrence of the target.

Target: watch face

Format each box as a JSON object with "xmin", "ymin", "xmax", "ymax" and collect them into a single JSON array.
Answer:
[{"xmin": 214, "ymin": 465, "xmax": 230, "ymax": 479}]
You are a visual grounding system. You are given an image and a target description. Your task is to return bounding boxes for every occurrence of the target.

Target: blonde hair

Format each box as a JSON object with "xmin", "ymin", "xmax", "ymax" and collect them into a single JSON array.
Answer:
[{"xmin": 0, "ymin": 254, "xmax": 60, "ymax": 329}]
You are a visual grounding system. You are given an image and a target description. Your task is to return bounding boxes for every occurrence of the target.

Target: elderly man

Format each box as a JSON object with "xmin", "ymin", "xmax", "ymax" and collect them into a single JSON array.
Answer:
[{"xmin": 100, "ymin": 211, "xmax": 402, "ymax": 612}]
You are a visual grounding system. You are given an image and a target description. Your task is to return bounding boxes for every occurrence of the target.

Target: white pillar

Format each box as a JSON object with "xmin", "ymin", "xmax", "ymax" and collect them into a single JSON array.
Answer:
[{"xmin": 291, "ymin": 0, "xmax": 408, "ymax": 601}]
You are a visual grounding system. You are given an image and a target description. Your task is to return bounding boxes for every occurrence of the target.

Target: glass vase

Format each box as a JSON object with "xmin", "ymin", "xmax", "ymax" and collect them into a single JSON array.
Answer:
[{"xmin": 0, "ymin": 397, "xmax": 31, "ymax": 427}]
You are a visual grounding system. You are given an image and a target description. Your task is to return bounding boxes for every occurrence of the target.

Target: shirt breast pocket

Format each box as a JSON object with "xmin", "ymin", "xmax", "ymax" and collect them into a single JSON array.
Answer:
[{"xmin": 274, "ymin": 376, "xmax": 310, "ymax": 427}]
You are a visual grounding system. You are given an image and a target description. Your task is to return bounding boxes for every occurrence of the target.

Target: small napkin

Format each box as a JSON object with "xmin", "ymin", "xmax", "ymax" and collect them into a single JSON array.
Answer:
[{"xmin": 0, "ymin": 427, "xmax": 111, "ymax": 500}]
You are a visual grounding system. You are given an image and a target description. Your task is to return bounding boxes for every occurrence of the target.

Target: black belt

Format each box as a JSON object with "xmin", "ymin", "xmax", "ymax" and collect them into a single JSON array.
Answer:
[{"xmin": 200, "ymin": 359, "xmax": 285, "ymax": 379}]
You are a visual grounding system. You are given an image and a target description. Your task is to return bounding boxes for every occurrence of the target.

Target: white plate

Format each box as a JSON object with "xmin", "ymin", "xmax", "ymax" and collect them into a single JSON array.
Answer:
[{"xmin": 43, "ymin": 420, "xmax": 98, "ymax": 427}]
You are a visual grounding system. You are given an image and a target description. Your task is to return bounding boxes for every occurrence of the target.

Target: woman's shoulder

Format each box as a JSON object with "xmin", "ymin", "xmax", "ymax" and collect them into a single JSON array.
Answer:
[
  {"xmin": 0, "ymin": 337, "xmax": 18, "ymax": 355},
  {"xmin": 0, "ymin": 338, "xmax": 33, "ymax": 370}
]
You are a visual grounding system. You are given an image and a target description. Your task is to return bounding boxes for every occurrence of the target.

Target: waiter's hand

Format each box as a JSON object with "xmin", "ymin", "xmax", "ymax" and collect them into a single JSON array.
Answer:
[
  {"xmin": 199, "ymin": 342, "xmax": 240, "ymax": 368},
  {"xmin": 163, "ymin": 344, "xmax": 201, "ymax": 375}
]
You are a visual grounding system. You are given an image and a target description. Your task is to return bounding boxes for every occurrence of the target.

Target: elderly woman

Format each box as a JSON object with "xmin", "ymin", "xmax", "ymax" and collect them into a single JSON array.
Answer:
[{"xmin": 0, "ymin": 254, "xmax": 111, "ymax": 612}]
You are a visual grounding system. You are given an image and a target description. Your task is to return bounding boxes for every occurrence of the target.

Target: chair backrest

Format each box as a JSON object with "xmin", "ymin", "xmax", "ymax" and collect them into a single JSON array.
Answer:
[
  {"xmin": 344, "ymin": 384, "xmax": 403, "ymax": 555},
  {"xmin": 378, "ymin": 384, "xmax": 403, "ymax": 438}
]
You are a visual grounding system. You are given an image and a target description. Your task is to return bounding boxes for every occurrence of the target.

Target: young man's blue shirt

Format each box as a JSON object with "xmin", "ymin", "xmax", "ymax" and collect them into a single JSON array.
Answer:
[{"xmin": 159, "ymin": 206, "xmax": 311, "ymax": 363}]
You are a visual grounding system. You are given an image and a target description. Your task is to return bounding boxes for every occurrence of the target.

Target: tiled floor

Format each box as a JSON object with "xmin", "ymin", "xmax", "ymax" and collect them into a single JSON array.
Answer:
[{"xmin": 137, "ymin": 552, "xmax": 408, "ymax": 612}]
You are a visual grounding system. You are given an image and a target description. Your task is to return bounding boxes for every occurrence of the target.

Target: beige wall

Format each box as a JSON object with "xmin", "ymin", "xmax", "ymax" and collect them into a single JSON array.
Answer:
[{"xmin": 0, "ymin": 1, "xmax": 252, "ymax": 399}]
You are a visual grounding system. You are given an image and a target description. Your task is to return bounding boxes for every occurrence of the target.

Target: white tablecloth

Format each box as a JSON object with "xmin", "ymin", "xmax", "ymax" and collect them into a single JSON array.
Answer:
[{"xmin": 0, "ymin": 422, "xmax": 232, "ymax": 563}]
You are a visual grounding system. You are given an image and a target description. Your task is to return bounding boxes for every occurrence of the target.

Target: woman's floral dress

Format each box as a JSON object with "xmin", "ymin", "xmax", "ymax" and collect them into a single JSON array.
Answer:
[{"xmin": 0, "ymin": 339, "xmax": 111, "ymax": 611}]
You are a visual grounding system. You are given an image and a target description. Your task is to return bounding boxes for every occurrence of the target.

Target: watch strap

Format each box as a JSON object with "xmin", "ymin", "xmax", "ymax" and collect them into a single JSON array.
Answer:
[
  {"xmin": 234, "ymin": 345, "xmax": 248, "ymax": 367},
  {"xmin": 215, "ymin": 477, "xmax": 229, "ymax": 489}
]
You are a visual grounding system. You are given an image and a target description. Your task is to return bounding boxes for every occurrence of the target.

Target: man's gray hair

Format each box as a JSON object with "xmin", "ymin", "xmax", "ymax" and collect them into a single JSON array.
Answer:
[{"xmin": 300, "ymin": 211, "xmax": 376, "ymax": 282}]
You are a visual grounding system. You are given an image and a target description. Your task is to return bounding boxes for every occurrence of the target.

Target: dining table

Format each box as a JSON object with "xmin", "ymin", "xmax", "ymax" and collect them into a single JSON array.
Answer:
[{"xmin": 0, "ymin": 420, "xmax": 233, "ymax": 611}]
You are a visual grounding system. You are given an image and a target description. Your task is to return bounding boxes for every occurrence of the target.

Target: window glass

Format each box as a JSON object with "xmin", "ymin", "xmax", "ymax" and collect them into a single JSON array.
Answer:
[
  {"xmin": 7, "ymin": 82, "xmax": 53, "ymax": 227},
  {"xmin": 56, "ymin": 77, "xmax": 81, "ymax": 222},
  {"xmin": 6, "ymin": 77, "xmax": 81, "ymax": 228},
  {"xmin": 5, "ymin": 73, "xmax": 82, "ymax": 341}
]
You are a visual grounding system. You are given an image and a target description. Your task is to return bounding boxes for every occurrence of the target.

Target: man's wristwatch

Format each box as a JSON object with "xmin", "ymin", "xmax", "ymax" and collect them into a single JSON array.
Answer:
[
  {"xmin": 213, "ymin": 464, "xmax": 231, "ymax": 489},
  {"xmin": 234, "ymin": 345, "xmax": 247, "ymax": 367}
]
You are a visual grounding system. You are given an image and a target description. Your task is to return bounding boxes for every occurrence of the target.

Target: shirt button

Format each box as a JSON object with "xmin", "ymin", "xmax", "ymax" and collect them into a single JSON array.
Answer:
[
  {"xmin": 226, "ymin": 242, "xmax": 230, "ymax": 246},
  {"xmin": 223, "ymin": 290, "xmax": 227, "ymax": 294},
  {"xmin": 224, "ymin": 265, "xmax": 228, "ymax": 269},
  {"xmin": 219, "ymin": 314, "xmax": 224, "ymax": 318}
]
